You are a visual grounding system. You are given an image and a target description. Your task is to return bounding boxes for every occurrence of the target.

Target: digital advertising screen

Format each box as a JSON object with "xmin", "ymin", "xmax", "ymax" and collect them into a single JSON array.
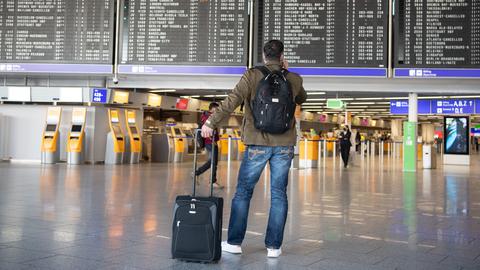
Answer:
[{"xmin": 444, "ymin": 116, "xmax": 469, "ymax": 155}]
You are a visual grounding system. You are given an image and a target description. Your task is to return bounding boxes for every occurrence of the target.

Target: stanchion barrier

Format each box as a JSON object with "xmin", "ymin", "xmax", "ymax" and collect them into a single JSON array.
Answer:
[{"xmin": 227, "ymin": 137, "xmax": 232, "ymax": 167}]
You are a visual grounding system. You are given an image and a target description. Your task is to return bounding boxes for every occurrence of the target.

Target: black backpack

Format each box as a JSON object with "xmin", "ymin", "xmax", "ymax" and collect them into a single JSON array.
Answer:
[{"xmin": 251, "ymin": 66, "xmax": 296, "ymax": 134}]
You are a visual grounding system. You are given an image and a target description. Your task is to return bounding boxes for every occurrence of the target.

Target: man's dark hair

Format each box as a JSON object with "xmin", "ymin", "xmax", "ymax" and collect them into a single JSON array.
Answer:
[
  {"xmin": 263, "ymin": 40, "xmax": 284, "ymax": 61},
  {"xmin": 209, "ymin": 102, "xmax": 219, "ymax": 110}
]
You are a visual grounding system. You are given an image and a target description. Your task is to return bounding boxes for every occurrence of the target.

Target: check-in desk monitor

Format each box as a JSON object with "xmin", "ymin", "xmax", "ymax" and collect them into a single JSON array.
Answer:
[
  {"xmin": 124, "ymin": 110, "xmax": 142, "ymax": 164},
  {"xmin": 66, "ymin": 107, "xmax": 87, "ymax": 165},
  {"xmin": 105, "ymin": 109, "xmax": 125, "ymax": 164},
  {"xmin": 41, "ymin": 107, "xmax": 62, "ymax": 164}
]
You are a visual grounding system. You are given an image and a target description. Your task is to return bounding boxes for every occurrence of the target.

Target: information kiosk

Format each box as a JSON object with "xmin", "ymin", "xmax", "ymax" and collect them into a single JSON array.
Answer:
[
  {"xmin": 170, "ymin": 127, "xmax": 185, "ymax": 163},
  {"xmin": 105, "ymin": 109, "xmax": 125, "ymax": 164},
  {"xmin": 124, "ymin": 110, "xmax": 142, "ymax": 164},
  {"xmin": 66, "ymin": 108, "xmax": 87, "ymax": 165},
  {"xmin": 41, "ymin": 107, "xmax": 62, "ymax": 164}
]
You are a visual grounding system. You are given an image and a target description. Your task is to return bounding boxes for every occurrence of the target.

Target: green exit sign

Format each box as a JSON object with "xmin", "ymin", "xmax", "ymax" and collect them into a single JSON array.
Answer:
[{"xmin": 327, "ymin": 99, "xmax": 344, "ymax": 109}]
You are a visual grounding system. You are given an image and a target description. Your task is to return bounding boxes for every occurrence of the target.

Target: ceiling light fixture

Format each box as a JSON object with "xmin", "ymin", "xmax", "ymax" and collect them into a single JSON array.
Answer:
[{"xmin": 150, "ymin": 89, "xmax": 176, "ymax": 93}]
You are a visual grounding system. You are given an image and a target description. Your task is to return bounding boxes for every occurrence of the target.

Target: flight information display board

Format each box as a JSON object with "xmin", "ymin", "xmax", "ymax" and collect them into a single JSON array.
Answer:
[
  {"xmin": 255, "ymin": 0, "xmax": 388, "ymax": 77},
  {"xmin": 0, "ymin": 0, "xmax": 114, "ymax": 74},
  {"xmin": 118, "ymin": 0, "xmax": 249, "ymax": 75},
  {"xmin": 395, "ymin": 0, "xmax": 480, "ymax": 78}
]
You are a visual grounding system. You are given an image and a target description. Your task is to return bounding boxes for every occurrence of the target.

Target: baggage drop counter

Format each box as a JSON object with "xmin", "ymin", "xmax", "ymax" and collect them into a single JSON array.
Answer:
[
  {"xmin": 66, "ymin": 108, "xmax": 87, "ymax": 165},
  {"xmin": 151, "ymin": 127, "xmax": 170, "ymax": 163},
  {"xmin": 125, "ymin": 110, "xmax": 142, "ymax": 164},
  {"xmin": 41, "ymin": 107, "xmax": 62, "ymax": 164},
  {"xmin": 105, "ymin": 109, "xmax": 125, "ymax": 164}
]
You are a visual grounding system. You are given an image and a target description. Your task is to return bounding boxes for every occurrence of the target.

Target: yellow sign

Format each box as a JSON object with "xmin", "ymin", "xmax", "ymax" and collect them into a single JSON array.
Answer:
[
  {"xmin": 113, "ymin": 90, "xmax": 129, "ymax": 104},
  {"xmin": 200, "ymin": 101, "xmax": 210, "ymax": 111},
  {"xmin": 147, "ymin": 94, "xmax": 162, "ymax": 107}
]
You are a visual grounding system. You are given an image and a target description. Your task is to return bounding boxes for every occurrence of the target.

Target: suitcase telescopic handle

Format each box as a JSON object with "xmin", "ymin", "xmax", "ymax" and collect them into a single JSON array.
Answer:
[
  {"xmin": 209, "ymin": 130, "xmax": 217, "ymax": 197},
  {"xmin": 192, "ymin": 128, "xmax": 217, "ymax": 197}
]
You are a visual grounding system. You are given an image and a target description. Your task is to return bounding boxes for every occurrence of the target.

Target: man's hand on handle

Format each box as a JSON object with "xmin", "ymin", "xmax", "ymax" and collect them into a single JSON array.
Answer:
[{"xmin": 201, "ymin": 124, "xmax": 214, "ymax": 138}]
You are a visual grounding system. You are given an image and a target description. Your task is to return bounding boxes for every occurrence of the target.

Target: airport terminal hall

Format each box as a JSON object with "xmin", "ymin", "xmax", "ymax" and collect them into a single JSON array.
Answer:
[{"xmin": 2, "ymin": 0, "xmax": 480, "ymax": 270}]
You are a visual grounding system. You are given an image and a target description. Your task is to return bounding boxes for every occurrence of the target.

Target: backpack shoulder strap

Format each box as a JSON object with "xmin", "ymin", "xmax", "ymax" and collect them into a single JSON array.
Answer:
[{"xmin": 254, "ymin": 66, "xmax": 271, "ymax": 78}]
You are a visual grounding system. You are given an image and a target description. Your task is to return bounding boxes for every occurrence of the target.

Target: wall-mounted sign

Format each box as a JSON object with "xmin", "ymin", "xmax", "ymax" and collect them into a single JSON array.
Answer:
[
  {"xmin": 176, "ymin": 98, "xmax": 189, "ymax": 110},
  {"xmin": 112, "ymin": 90, "xmax": 129, "ymax": 104},
  {"xmin": 147, "ymin": 94, "xmax": 162, "ymax": 107},
  {"xmin": 92, "ymin": 88, "xmax": 108, "ymax": 103}
]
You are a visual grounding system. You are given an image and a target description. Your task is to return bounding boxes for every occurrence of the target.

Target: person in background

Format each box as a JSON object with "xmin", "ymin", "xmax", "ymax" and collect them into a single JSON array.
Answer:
[
  {"xmin": 339, "ymin": 125, "xmax": 352, "ymax": 168},
  {"xmin": 195, "ymin": 102, "xmax": 223, "ymax": 189},
  {"xmin": 201, "ymin": 40, "xmax": 307, "ymax": 258},
  {"xmin": 355, "ymin": 131, "xmax": 361, "ymax": 153}
]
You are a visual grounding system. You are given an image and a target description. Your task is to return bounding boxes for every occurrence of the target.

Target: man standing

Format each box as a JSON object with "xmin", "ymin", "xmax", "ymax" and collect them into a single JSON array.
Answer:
[
  {"xmin": 339, "ymin": 125, "xmax": 352, "ymax": 168},
  {"xmin": 201, "ymin": 40, "xmax": 307, "ymax": 258},
  {"xmin": 195, "ymin": 102, "xmax": 223, "ymax": 189}
]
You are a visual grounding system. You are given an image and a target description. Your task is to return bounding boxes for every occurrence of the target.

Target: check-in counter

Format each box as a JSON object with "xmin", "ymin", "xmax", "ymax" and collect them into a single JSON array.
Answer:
[
  {"xmin": 151, "ymin": 127, "xmax": 170, "ymax": 163},
  {"xmin": 299, "ymin": 135, "xmax": 320, "ymax": 168},
  {"xmin": 326, "ymin": 138, "xmax": 337, "ymax": 156},
  {"xmin": 66, "ymin": 108, "xmax": 87, "ymax": 165},
  {"xmin": 41, "ymin": 107, "xmax": 62, "ymax": 164},
  {"xmin": 105, "ymin": 109, "xmax": 125, "ymax": 164}
]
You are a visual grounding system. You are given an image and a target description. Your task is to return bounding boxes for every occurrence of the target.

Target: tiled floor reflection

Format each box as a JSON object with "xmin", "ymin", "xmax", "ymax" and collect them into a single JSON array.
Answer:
[{"xmin": 0, "ymin": 154, "xmax": 479, "ymax": 270}]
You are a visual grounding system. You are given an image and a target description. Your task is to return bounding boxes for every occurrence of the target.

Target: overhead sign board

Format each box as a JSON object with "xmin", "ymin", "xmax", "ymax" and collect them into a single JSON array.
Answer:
[
  {"xmin": 390, "ymin": 100, "xmax": 431, "ymax": 114},
  {"xmin": 432, "ymin": 99, "xmax": 474, "ymax": 115}
]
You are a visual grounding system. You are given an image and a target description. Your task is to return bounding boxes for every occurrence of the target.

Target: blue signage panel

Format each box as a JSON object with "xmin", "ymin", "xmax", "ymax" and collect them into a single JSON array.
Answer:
[
  {"xmin": 394, "ymin": 68, "xmax": 480, "ymax": 78},
  {"xmin": 117, "ymin": 65, "xmax": 246, "ymax": 75},
  {"xmin": 432, "ymin": 99, "xmax": 474, "ymax": 114},
  {"xmin": 288, "ymin": 67, "xmax": 387, "ymax": 77},
  {"xmin": 0, "ymin": 63, "xmax": 113, "ymax": 74},
  {"xmin": 92, "ymin": 88, "xmax": 108, "ymax": 103},
  {"xmin": 390, "ymin": 100, "xmax": 431, "ymax": 114},
  {"xmin": 476, "ymin": 100, "xmax": 480, "ymax": 114}
]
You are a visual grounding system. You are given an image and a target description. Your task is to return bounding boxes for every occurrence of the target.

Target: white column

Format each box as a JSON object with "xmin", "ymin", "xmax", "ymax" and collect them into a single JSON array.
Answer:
[{"xmin": 408, "ymin": 93, "xmax": 418, "ymax": 123}]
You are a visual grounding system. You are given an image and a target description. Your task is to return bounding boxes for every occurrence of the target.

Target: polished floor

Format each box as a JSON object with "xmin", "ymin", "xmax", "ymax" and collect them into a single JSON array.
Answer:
[{"xmin": 0, "ymin": 153, "xmax": 479, "ymax": 270}]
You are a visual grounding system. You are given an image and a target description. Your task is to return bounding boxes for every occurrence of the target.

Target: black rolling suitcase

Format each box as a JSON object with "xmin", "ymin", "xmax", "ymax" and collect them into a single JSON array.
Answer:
[{"xmin": 171, "ymin": 130, "xmax": 223, "ymax": 262}]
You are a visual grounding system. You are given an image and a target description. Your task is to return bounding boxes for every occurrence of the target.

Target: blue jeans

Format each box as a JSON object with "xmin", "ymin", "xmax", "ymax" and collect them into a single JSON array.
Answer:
[{"xmin": 227, "ymin": 145, "xmax": 294, "ymax": 249}]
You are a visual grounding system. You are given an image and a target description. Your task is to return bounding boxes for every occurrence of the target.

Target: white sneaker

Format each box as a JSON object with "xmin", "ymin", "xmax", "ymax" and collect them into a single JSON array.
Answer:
[
  {"xmin": 267, "ymin": 248, "xmax": 282, "ymax": 258},
  {"xmin": 221, "ymin": 241, "xmax": 242, "ymax": 254}
]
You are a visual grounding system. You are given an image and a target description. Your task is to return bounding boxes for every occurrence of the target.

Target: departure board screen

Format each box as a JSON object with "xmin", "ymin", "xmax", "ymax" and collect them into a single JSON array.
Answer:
[
  {"xmin": 118, "ymin": 0, "xmax": 249, "ymax": 75},
  {"xmin": 255, "ymin": 0, "xmax": 388, "ymax": 76},
  {"xmin": 395, "ymin": 0, "xmax": 480, "ymax": 68},
  {"xmin": 0, "ymin": 0, "xmax": 114, "ymax": 74}
]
